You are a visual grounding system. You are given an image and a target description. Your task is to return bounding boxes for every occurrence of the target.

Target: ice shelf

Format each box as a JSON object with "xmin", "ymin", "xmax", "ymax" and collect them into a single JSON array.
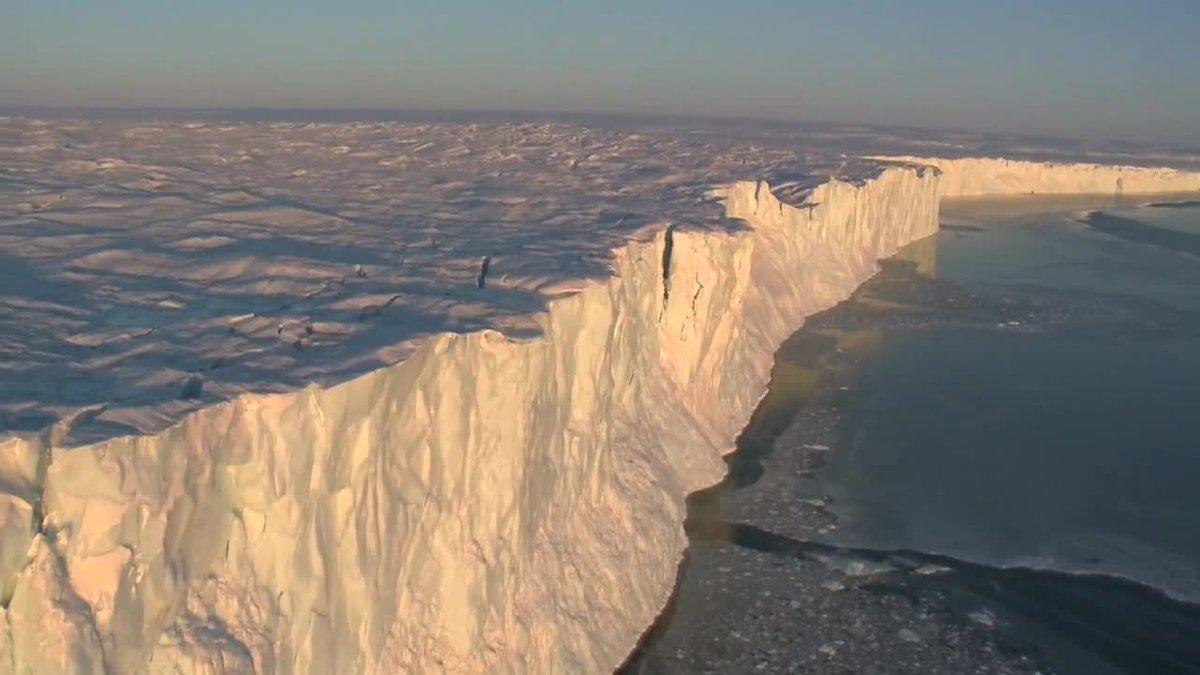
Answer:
[{"xmin": 1, "ymin": 117, "xmax": 1198, "ymax": 673}]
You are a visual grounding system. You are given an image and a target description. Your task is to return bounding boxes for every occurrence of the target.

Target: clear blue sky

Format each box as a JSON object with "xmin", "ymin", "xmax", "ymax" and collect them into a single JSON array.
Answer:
[{"xmin": 2, "ymin": 0, "xmax": 1197, "ymax": 144}]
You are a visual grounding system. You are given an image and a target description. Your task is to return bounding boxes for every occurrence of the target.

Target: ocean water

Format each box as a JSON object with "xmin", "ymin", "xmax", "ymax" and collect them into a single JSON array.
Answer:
[
  {"xmin": 625, "ymin": 196, "xmax": 1200, "ymax": 675},
  {"xmin": 814, "ymin": 197, "xmax": 1200, "ymax": 603}
]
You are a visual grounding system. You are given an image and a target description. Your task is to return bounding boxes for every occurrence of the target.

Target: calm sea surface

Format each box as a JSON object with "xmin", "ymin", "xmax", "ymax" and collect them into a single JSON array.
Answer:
[{"xmin": 816, "ymin": 196, "xmax": 1200, "ymax": 602}]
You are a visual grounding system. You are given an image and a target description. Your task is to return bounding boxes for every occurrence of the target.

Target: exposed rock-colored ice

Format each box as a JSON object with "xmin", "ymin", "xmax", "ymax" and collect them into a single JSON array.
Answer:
[{"xmin": 2, "ymin": 117, "xmax": 1199, "ymax": 673}]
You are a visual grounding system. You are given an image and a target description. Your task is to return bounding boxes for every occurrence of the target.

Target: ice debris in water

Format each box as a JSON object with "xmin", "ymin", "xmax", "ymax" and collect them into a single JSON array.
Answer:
[{"xmin": 968, "ymin": 609, "xmax": 997, "ymax": 628}]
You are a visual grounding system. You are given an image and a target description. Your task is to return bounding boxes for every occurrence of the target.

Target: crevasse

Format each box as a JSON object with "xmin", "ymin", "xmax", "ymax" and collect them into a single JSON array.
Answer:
[{"xmin": 0, "ymin": 158, "xmax": 1197, "ymax": 674}]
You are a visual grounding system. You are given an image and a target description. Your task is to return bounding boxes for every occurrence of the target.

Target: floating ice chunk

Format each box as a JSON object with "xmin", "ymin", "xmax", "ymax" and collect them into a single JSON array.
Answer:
[{"xmin": 968, "ymin": 609, "xmax": 997, "ymax": 628}]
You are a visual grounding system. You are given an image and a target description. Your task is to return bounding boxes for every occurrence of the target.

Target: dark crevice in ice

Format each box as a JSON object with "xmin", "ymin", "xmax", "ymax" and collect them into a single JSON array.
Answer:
[{"xmin": 660, "ymin": 223, "xmax": 676, "ymax": 308}]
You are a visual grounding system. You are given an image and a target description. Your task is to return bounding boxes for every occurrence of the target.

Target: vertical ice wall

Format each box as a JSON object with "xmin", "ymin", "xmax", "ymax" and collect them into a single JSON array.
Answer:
[
  {"xmin": 0, "ymin": 165, "xmax": 939, "ymax": 673},
  {"xmin": 871, "ymin": 156, "xmax": 1200, "ymax": 197}
]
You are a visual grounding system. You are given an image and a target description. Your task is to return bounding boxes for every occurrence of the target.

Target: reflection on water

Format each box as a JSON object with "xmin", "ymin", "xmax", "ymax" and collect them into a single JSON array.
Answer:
[{"xmin": 686, "ymin": 233, "xmax": 944, "ymax": 542}]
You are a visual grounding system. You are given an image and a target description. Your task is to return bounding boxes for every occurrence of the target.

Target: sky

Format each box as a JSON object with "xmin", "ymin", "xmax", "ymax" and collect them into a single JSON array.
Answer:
[{"xmin": 2, "ymin": 0, "xmax": 1197, "ymax": 144}]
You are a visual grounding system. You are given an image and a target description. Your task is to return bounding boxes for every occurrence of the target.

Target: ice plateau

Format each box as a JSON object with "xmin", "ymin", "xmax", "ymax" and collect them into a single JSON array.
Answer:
[{"xmin": 1, "ymin": 117, "xmax": 1199, "ymax": 673}]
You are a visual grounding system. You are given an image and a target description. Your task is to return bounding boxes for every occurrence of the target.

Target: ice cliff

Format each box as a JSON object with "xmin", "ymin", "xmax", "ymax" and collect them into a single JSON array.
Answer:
[
  {"xmin": 873, "ymin": 156, "xmax": 1200, "ymax": 197},
  {"xmin": 1, "ymin": 156, "xmax": 1198, "ymax": 674}
]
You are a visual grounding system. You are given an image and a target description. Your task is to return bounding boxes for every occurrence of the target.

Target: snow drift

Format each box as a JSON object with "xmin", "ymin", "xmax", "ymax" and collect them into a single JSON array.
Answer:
[{"xmin": 1, "ymin": 156, "xmax": 1197, "ymax": 674}]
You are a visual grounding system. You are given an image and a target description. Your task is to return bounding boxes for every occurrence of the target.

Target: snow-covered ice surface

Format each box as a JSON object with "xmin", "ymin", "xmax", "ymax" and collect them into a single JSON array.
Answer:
[
  {"xmin": 1, "ymin": 113, "xmax": 1199, "ymax": 674},
  {"xmin": 0, "ymin": 117, "xmax": 871, "ymax": 443},
  {"xmin": 3, "ymin": 116, "xmax": 1198, "ymax": 444}
]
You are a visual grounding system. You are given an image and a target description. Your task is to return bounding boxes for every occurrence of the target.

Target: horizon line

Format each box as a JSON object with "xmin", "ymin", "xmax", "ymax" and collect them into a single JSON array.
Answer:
[{"xmin": 2, "ymin": 104, "xmax": 1197, "ymax": 154}]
